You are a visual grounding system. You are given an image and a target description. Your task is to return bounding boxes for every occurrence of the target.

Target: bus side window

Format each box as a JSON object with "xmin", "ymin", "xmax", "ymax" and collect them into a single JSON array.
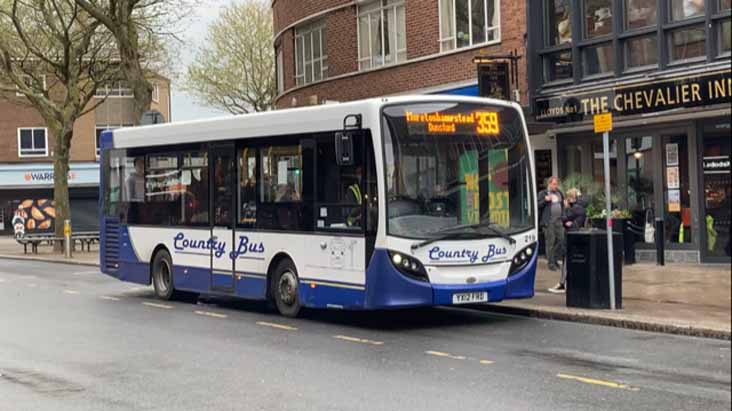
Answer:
[
  {"xmin": 239, "ymin": 147, "xmax": 257, "ymax": 227},
  {"xmin": 181, "ymin": 151, "xmax": 209, "ymax": 225}
]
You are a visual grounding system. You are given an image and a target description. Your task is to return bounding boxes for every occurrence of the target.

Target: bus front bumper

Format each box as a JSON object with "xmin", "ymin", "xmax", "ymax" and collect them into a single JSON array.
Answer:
[{"xmin": 364, "ymin": 249, "xmax": 536, "ymax": 310}]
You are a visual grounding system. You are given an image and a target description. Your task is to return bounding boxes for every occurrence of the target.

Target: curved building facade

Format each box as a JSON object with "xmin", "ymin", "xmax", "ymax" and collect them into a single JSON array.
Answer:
[{"xmin": 272, "ymin": 0, "xmax": 528, "ymax": 108}]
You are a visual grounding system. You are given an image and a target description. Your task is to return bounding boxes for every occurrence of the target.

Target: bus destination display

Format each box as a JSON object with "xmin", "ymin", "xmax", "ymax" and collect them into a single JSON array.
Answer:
[{"xmin": 405, "ymin": 110, "xmax": 500, "ymax": 136}]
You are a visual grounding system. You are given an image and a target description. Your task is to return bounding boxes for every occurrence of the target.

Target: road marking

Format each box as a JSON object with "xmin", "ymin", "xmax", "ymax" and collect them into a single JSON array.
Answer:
[
  {"xmin": 18, "ymin": 275, "xmax": 37, "ymax": 280},
  {"xmin": 557, "ymin": 374, "xmax": 639, "ymax": 391},
  {"xmin": 99, "ymin": 295, "xmax": 121, "ymax": 301},
  {"xmin": 127, "ymin": 287, "xmax": 148, "ymax": 292},
  {"xmin": 425, "ymin": 351, "xmax": 467, "ymax": 361},
  {"xmin": 142, "ymin": 301, "xmax": 173, "ymax": 310},
  {"xmin": 27, "ymin": 283, "xmax": 38, "ymax": 288},
  {"xmin": 63, "ymin": 290, "xmax": 80, "ymax": 295},
  {"xmin": 256, "ymin": 321, "xmax": 297, "ymax": 331},
  {"xmin": 194, "ymin": 310, "xmax": 228, "ymax": 319},
  {"xmin": 333, "ymin": 335, "xmax": 384, "ymax": 346},
  {"xmin": 72, "ymin": 271, "xmax": 99, "ymax": 276},
  {"xmin": 479, "ymin": 359, "xmax": 495, "ymax": 365},
  {"xmin": 0, "ymin": 278, "xmax": 6, "ymax": 283}
]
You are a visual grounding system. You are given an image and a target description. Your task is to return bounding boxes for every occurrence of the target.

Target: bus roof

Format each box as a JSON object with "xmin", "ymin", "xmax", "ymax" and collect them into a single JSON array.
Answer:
[{"xmin": 111, "ymin": 95, "xmax": 521, "ymax": 149}]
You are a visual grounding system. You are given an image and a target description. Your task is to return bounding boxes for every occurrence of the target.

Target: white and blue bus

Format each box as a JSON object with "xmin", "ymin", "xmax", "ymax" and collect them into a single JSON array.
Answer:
[{"xmin": 99, "ymin": 96, "xmax": 538, "ymax": 317}]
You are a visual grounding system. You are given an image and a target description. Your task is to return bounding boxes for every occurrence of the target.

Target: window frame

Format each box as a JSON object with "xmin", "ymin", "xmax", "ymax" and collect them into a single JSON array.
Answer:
[
  {"xmin": 95, "ymin": 81, "xmax": 134, "ymax": 98},
  {"xmin": 438, "ymin": 0, "xmax": 502, "ymax": 53},
  {"xmin": 15, "ymin": 75, "xmax": 47, "ymax": 97},
  {"xmin": 357, "ymin": 0, "xmax": 407, "ymax": 71},
  {"xmin": 151, "ymin": 82, "xmax": 160, "ymax": 103},
  {"xmin": 294, "ymin": 21, "xmax": 328, "ymax": 87},
  {"xmin": 535, "ymin": 0, "xmax": 731, "ymax": 88},
  {"xmin": 17, "ymin": 127, "xmax": 49, "ymax": 158}
]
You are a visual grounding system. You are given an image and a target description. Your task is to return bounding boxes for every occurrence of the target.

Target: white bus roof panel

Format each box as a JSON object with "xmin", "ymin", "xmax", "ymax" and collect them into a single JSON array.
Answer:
[{"xmin": 111, "ymin": 95, "xmax": 520, "ymax": 149}]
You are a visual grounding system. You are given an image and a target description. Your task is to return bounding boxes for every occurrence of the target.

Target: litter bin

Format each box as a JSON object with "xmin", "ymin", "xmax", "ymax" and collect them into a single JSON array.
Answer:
[{"xmin": 565, "ymin": 229, "xmax": 623, "ymax": 309}]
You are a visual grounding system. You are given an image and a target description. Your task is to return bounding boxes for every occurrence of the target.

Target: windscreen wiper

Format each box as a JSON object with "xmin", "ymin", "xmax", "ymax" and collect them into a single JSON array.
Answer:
[
  {"xmin": 410, "ymin": 231, "xmax": 487, "ymax": 251},
  {"xmin": 410, "ymin": 221, "xmax": 516, "ymax": 251}
]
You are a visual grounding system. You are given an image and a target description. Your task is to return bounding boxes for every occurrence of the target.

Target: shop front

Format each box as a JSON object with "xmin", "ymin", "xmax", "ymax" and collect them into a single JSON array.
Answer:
[
  {"xmin": 533, "ymin": 69, "xmax": 731, "ymax": 263},
  {"xmin": 0, "ymin": 162, "xmax": 100, "ymax": 236}
]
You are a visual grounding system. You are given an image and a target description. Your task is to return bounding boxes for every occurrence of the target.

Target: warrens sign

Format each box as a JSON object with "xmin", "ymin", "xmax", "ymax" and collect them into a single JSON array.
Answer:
[{"xmin": 535, "ymin": 70, "xmax": 731, "ymax": 123}]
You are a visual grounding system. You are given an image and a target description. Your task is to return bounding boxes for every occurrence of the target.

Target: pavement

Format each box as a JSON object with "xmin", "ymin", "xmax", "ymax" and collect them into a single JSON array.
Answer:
[
  {"xmin": 486, "ymin": 260, "xmax": 732, "ymax": 340},
  {"xmin": 0, "ymin": 259, "xmax": 730, "ymax": 411},
  {"xmin": 0, "ymin": 235, "xmax": 730, "ymax": 339}
]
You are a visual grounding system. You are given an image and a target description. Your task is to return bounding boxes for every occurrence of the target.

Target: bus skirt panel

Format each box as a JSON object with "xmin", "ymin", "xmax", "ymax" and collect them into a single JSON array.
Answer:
[{"xmin": 298, "ymin": 279, "xmax": 366, "ymax": 310}]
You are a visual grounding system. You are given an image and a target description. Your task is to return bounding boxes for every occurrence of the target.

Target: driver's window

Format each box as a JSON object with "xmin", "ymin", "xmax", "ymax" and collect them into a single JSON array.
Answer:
[{"xmin": 315, "ymin": 133, "xmax": 363, "ymax": 230}]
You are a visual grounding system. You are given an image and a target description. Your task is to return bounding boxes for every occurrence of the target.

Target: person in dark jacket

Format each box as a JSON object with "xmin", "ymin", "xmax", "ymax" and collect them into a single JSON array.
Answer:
[
  {"xmin": 537, "ymin": 176, "xmax": 565, "ymax": 271},
  {"xmin": 548, "ymin": 188, "xmax": 586, "ymax": 294}
]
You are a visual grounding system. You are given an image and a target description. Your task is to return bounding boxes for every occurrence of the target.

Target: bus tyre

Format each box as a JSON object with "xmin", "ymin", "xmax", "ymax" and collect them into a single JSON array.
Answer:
[
  {"xmin": 152, "ymin": 250, "xmax": 177, "ymax": 301},
  {"xmin": 272, "ymin": 259, "xmax": 301, "ymax": 318}
]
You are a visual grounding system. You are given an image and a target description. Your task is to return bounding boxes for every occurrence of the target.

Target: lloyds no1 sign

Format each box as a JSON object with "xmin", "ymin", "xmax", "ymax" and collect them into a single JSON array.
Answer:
[{"xmin": 535, "ymin": 70, "xmax": 731, "ymax": 123}]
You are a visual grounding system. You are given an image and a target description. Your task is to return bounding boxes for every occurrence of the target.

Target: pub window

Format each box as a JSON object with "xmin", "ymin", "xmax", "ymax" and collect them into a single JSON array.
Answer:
[
  {"xmin": 625, "ymin": 0, "xmax": 658, "ymax": 29},
  {"xmin": 439, "ymin": 0, "xmax": 500, "ymax": 52},
  {"xmin": 668, "ymin": 25, "xmax": 707, "ymax": 61},
  {"xmin": 17, "ymin": 128, "xmax": 48, "ymax": 157},
  {"xmin": 181, "ymin": 151, "xmax": 208, "ymax": 225},
  {"xmin": 625, "ymin": 34, "xmax": 659, "ymax": 67},
  {"xmin": 671, "ymin": 0, "xmax": 706, "ymax": 21},
  {"xmin": 261, "ymin": 145, "xmax": 302, "ymax": 203},
  {"xmin": 720, "ymin": 20, "xmax": 731, "ymax": 53},
  {"xmin": 722, "ymin": 0, "xmax": 732, "ymax": 10},
  {"xmin": 544, "ymin": 50, "xmax": 574, "ymax": 82},
  {"xmin": 546, "ymin": 0, "xmax": 572, "ymax": 46},
  {"xmin": 358, "ymin": 0, "xmax": 406, "ymax": 70},
  {"xmin": 584, "ymin": 0, "xmax": 613, "ymax": 39},
  {"xmin": 239, "ymin": 148, "xmax": 257, "ymax": 226},
  {"xmin": 583, "ymin": 43, "xmax": 615, "ymax": 75}
]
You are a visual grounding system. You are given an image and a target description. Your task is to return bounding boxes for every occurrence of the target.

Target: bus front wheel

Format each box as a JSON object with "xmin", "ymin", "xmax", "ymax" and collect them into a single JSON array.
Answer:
[{"xmin": 272, "ymin": 259, "xmax": 301, "ymax": 318}]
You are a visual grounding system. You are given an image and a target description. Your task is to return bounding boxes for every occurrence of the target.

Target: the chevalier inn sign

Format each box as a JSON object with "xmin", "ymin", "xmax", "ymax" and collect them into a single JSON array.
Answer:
[{"xmin": 536, "ymin": 69, "xmax": 731, "ymax": 123}]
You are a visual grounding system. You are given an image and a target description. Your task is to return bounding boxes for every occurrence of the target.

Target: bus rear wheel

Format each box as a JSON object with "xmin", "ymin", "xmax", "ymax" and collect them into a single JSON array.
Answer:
[
  {"xmin": 272, "ymin": 259, "xmax": 302, "ymax": 318},
  {"xmin": 152, "ymin": 250, "xmax": 176, "ymax": 300}
]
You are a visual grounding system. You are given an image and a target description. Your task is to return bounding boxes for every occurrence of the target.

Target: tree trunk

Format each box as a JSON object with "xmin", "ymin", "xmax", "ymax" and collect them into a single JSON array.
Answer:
[
  {"xmin": 119, "ymin": 29, "xmax": 152, "ymax": 123},
  {"xmin": 52, "ymin": 128, "xmax": 72, "ymax": 253}
]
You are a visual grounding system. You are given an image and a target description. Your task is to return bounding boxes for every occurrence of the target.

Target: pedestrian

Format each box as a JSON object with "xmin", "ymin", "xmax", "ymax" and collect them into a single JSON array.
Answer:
[
  {"xmin": 548, "ymin": 188, "xmax": 587, "ymax": 294},
  {"xmin": 537, "ymin": 176, "xmax": 565, "ymax": 272}
]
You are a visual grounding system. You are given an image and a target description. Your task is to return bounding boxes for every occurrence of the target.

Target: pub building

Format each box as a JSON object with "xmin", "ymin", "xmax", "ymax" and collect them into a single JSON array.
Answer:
[{"xmin": 526, "ymin": 0, "xmax": 731, "ymax": 263}]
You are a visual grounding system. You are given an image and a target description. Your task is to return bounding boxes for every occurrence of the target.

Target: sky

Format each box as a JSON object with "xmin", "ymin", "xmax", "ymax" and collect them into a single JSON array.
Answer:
[{"xmin": 169, "ymin": 0, "xmax": 233, "ymax": 122}]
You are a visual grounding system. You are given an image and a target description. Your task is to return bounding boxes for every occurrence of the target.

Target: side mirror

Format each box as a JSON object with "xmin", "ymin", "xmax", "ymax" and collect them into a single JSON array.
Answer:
[{"xmin": 335, "ymin": 132, "xmax": 354, "ymax": 166}]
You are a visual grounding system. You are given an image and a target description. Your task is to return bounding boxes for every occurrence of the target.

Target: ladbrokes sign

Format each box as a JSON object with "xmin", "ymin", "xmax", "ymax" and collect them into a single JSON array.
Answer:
[{"xmin": 535, "ymin": 70, "xmax": 731, "ymax": 123}]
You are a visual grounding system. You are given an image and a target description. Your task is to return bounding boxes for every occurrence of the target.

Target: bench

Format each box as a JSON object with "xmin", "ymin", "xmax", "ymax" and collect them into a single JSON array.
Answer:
[{"xmin": 16, "ymin": 231, "xmax": 100, "ymax": 254}]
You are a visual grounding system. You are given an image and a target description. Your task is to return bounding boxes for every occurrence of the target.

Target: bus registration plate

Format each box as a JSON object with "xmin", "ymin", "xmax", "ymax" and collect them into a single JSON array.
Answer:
[{"xmin": 452, "ymin": 291, "xmax": 488, "ymax": 304}]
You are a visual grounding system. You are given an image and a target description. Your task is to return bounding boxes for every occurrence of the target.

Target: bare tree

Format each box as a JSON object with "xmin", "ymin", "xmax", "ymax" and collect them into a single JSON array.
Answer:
[
  {"xmin": 74, "ymin": 0, "xmax": 189, "ymax": 122},
  {"xmin": 0, "ymin": 0, "xmax": 117, "ymax": 248},
  {"xmin": 184, "ymin": 0, "xmax": 275, "ymax": 114}
]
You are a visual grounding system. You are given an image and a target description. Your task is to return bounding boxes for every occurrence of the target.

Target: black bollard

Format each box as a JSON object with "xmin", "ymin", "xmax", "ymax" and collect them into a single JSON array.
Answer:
[{"xmin": 655, "ymin": 217, "xmax": 665, "ymax": 266}]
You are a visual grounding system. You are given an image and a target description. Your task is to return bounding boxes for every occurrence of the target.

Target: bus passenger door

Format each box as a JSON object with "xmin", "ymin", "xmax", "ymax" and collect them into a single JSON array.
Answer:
[{"xmin": 210, "ymin": 143, "xmax": 236, "ymax": 291}]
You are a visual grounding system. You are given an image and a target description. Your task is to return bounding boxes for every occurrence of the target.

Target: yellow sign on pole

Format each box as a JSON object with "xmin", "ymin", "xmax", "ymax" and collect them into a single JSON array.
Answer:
[{"xmin": 594, "ymin": 113, "xmax": 613, "ymax": 133}]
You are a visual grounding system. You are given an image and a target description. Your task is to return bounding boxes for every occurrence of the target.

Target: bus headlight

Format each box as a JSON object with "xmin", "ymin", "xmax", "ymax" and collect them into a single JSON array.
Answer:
[
  {"xmin": 388, "ymin": 251, "xmax": 429, "ymax": 282},
  {"xmin": 509, "ymin": 243, "xmax": 537, "ymax": 277}
]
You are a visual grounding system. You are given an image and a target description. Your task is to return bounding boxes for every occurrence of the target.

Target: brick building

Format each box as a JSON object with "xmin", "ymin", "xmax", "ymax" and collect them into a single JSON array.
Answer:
[
  {"xmin": 272, "ymin": 0, "xmax": 528, "ymax": 108},
  {"xmin": 0, "ymin": 78, "xmax": 171, "ymax": 235}
]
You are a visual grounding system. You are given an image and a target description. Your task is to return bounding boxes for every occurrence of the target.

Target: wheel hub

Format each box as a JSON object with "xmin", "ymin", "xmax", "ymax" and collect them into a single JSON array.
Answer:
[{"xmin": 278, "ymin": 271, "xmax": 298, "ymax": 305}]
